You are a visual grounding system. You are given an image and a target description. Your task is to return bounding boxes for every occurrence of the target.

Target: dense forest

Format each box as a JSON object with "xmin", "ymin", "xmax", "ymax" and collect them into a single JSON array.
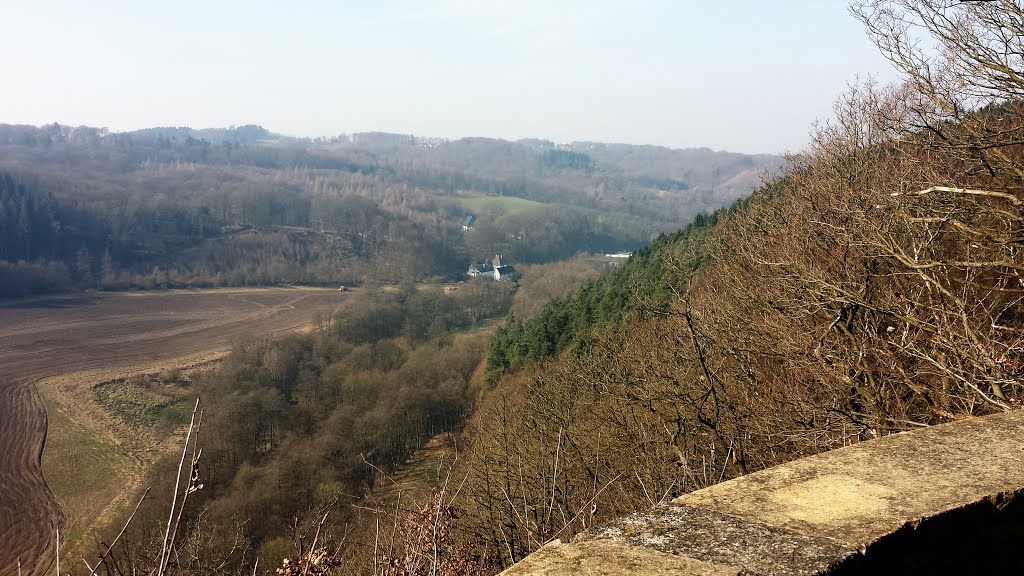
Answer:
[
  {"xmin": 0, "ymin": 123, "xmax": 778, "ymax": 297},
  {"xmin": 484, "ymin": 212, "xmax": 721, "ymax": 384}
]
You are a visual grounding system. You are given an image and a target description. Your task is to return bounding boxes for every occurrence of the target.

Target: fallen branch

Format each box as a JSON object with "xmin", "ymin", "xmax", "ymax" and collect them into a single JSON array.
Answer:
[{"xmin": 892, "ymin": 186, "xmax": 1022, "ymax": 206}]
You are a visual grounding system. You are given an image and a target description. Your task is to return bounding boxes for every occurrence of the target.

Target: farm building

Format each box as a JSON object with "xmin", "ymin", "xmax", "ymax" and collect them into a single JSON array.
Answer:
[
  {"xmin": 467, "ymin": 262, "xmax": 493, "ymax": 278},
  {"xmin": 494, "ymin": 264, "xmax": 519, "ymax": 281},
  {"xmin": 467, "ymin": 254, "xmax": 519, "ymax": 281}
]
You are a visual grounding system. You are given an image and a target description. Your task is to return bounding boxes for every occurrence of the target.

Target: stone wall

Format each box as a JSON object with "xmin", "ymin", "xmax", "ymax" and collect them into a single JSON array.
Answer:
[{"xmin": 502, "ymin": 410, "xmax": 1024, "ymax": 575}]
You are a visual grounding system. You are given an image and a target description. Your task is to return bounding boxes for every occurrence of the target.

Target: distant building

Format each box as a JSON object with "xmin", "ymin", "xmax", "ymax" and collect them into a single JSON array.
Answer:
[
  {"xmin": 467, "ymin": 262, "xmax": 493, "ymax": 278},
  {"xmin": 462, "ymin": 215, "xmax": 476, "ymax": 231},
  {"xmin": 468, "ymin": 255, "xmax": 520, "ymax": 281},
  {"xmin": 602, "ymin": 252, "xmax": 633, "ymax": 268},
  {"xmin": 494, "ymin": 264, "xmax": 520, "ymax": 281}
]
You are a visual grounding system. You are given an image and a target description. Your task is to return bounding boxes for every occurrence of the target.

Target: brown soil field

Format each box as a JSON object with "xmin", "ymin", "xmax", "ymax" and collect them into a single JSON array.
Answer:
[{"xmin": 0, "ymin": 287, "xmax": 344, "ymax": 576}]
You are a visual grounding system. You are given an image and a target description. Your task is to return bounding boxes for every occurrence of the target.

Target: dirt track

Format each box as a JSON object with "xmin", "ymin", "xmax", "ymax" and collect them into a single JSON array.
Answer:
[{"xmin": 0, "ymin": 288, "xmax": 342, "ymax": 576}]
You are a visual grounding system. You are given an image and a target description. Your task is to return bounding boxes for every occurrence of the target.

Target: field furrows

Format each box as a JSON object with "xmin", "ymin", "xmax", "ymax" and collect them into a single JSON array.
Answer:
[{"xmin": 0, "ymin": 288, "xmax": 342, "ymax": 576}]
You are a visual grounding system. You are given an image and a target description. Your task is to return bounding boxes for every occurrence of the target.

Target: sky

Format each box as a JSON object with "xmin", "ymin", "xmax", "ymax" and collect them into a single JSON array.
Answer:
[{"xmin": 0, "ymin": 0, "xmax": 903, "ymax": 154}]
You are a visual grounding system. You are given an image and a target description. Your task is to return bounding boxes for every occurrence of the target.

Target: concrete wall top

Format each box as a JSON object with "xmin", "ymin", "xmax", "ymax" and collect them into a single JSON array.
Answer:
[{"xmin": 502, "ymin": 409, "xmax": 1024, "ymax": 575}]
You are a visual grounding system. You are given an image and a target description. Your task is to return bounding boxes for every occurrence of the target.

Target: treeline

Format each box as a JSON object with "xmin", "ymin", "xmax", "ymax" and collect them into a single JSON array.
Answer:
[{"xmin": 0, "ymin": 123, "xmax": 379, "ymax": 173}]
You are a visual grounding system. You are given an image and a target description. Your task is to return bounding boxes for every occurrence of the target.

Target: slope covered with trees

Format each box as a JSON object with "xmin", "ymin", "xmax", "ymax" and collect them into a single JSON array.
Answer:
[
  {"xmin": 0, "ymin": 124, "xmax": 779, "ymax": 297},
  {"xmin": 451, "ymin": 1, "xmax": 1024, "ymax": 568},
  {"xmin": 484, "ymin": 212, "xmax": 720, "ymax": 384}
]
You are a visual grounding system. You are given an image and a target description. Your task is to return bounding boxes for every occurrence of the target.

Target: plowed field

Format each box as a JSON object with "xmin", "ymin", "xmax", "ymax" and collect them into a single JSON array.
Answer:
[{"xmin": 0, "ymin": 288, "xmax": 343, "ymax": 576}]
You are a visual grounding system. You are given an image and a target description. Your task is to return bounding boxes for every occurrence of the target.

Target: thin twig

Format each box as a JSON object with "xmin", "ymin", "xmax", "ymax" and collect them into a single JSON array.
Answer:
[
  {"xmin": 158, "ymin": 397, "xmax": 201, "ymax": 576},
  {"xmin": 549, "ymin": 473, "xmax": 623, "ymax": 542},
  {"xmin": 303, "ymin": 512, "xmax": 329, "ymax": 576},
  {"xmin": 718, "ymin": 440, "xmax": 734, "ymax": 484},
  {"xmin": 87, "ymin": 489, "xmax": 151, "ymax": 576},
  {"xmin": 544, "ymin": 427, "xmax": 563, "ymax": 532},
  {"xmin": 163, "ymin": 408, "xmax": 204, "ymax": 576},
  {"xmin": 373, "ymin": 517, "xmax": 380, "ymax": 576},
  {"xmin": 309, "ymin": 512, "xmax": 328, "ymax": 554}
]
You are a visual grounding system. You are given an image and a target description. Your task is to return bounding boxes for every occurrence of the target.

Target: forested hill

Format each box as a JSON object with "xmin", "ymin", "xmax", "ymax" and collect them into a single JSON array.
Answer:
[
  {"xmin": 0, "ymin": 123, "xmax": 780, "ymax": 297},
  {"xmin": 461, "ymin": 84, "xmax": 1024, "ymax": 574},
  {"xmin": 484, "ymin": 210, "xmax": 723, "ymax": 384}
]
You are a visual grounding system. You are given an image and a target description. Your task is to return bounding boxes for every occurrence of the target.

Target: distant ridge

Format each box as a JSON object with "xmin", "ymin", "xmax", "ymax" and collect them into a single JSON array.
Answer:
[{"xmin": 128, "ymin": 124, "xmax": 274, "ymax": 144}]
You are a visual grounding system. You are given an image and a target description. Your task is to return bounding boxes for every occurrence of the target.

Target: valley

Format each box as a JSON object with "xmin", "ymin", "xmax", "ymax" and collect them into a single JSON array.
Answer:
[{"xmin": 2, "ymin": 3, "xmax": 1019, "ymax": 572}]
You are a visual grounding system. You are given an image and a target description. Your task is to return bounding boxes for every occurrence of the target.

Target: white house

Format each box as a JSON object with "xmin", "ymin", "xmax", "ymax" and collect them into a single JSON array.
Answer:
[{"xmin": 494, "ymin": 264, "xmax": 519, "ymax": 281}]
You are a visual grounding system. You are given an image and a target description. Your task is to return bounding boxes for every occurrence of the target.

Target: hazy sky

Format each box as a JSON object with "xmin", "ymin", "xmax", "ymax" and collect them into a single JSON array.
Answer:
[{"xmin": 1, "ymin": 1, "xmax": 901, "ymax": 154}]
